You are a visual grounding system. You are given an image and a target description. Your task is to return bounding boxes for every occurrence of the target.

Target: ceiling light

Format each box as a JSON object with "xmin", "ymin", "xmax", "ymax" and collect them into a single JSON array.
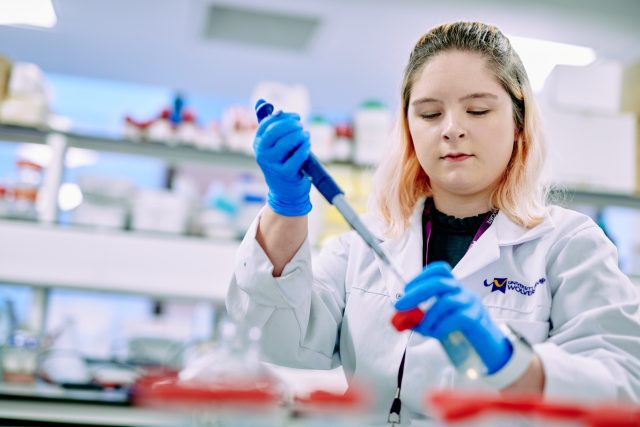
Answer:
[
  {"xmin": 0, "ymin": 0, "xmax": 57, "ymax": 29},
  {"xmin": 508, "ymin": 36, "xmax": 596, "ymax": 92}
]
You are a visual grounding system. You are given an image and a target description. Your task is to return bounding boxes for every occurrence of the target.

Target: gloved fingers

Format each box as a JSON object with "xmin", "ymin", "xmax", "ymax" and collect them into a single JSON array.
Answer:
[
  {"xmin": 257, "ymin": 117, "xmax": 303, "ymax": 151},
  {"xmin": 431, "ymin": 298, "xmax": 491, "ymax": 340},
  {"xmin": 403, "ymin": 261, "xmax": 453, "ymax": 293},
  {"xmin": 429, "ymin": 307, "xmax": 476, "ymax": 341},
  {"xmin": 418, "ymin": 289, "xmax": 473, "ymax": 334},
  {"xmin": 258, "ymin": 130, "xmax": 307, "ymax": 169},
  {"xmin": 281, "ymin": 134, "xmax": 311, "ymax": 176},
  {"xmin": 267, "ymin": 128, "xmax": 309, "ymax": 164},
  {"xmin": 395, "ymin": 277, "xmax": 460, "ymax": 311},
  {"xmin": 256, "ymin": 112, "xmax": 300, "ymax": 137}
]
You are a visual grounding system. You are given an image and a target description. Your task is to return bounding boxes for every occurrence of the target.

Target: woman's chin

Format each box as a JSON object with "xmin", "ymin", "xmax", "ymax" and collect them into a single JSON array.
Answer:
[{"xmin": 435, "ymin": 178, "xmax": 481, "ymax": 194}]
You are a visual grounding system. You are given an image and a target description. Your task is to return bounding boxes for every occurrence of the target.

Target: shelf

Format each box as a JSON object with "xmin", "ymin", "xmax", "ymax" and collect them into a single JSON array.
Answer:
[
  {"xmin": 0, "ymin": 219, "xmax": 238, "ymax": 301},
  {"xmin": 0, "ymin": 123, "xmax": 373, "ymax": 171},
  {"xmin": 0, "ymin": 123, "xmax": 258, "ymax": 167},
  {"xmin": 550, "ymin": 187, "xmax": 640, "ymax": 210}
]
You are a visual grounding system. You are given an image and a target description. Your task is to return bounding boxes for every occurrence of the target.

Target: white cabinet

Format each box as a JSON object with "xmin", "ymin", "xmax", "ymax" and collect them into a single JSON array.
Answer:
[{"xmin": 0, "ymin": 219, "xmax": 237, "ymax": 300}]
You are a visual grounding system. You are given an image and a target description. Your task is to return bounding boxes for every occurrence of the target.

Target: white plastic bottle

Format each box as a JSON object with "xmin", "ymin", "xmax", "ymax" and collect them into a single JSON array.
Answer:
[{"xmin": 353, "ymin": 100, "xmax": 392, "ymax": 166}]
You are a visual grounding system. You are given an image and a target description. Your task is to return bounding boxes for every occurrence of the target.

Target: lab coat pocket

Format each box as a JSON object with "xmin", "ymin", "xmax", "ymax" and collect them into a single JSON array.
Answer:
[{"xmin": 483, "ymin": 291, "xmax": 551, "ymax": 322}]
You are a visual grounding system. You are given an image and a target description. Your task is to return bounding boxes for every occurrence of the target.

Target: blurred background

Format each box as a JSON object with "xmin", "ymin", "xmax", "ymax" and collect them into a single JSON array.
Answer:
[{"xmin": 0, "ymin": 0, "xmax": 639, "ymax": 424}]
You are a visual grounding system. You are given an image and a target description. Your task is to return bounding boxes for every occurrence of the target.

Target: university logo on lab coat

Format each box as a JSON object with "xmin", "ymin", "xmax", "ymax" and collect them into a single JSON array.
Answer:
[
  {"xmin": 484, "ymin": 277, "xmax": 508, "ymax": 293},
  {"xmin": 484, "ymin": 277, "xmax": 546, "ymax": 296}
]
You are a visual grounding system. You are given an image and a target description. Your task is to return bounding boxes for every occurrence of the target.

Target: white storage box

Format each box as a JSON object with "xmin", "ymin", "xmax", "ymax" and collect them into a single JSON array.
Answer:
[
  {"xmin": 546, "ymin": 60, "xmax": 640, "ymax": 114},
  {"xmin": 544, "ymin": 108, "xmax": 638, "ymax": 193},
  {"xmin": 72, "ymin": 175, "xmax": 133, "ymax": 230},
  {"xmin": 353, "ymin": 101, "xmax": 393, "ymax": 166},
  {"xmin": 73, "ymin": 203, "xmax": 128, "ymax": 230},
  {"xmin": 132, "ymin": 190, "xmax": 192, "ymax": 234}
]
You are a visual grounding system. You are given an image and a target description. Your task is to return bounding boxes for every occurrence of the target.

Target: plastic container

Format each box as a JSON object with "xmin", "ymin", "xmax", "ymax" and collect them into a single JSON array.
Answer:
[
  {"xmin": 11, "ymin": 159, "xmax": 43, "ymax": 221},
  {"xmin": 0, "ymin": 297, "xmax": 16, "ymax": 347},
  {"xmin": 2, "ymin": 332, "xmax": 40, "ymax": 383},
  {"xmin": 333, "ymin": 123, "xmax": 354, "ymax": 162},
  {"xmin": 131, "ymin": 189, "xmax": 192, "ymax": 235},
  {"xmin": 198, "ymin": 181, "xmax": 238, "ymax": 239},
  {"xmin": 0, "ymin": 183, "xmax": 10, "ymax": 218},
  {"xmin": 72, "ymin": 175, "xmax": 133, "ymax": 230},
  {"xmin": 308, "ymin": 115, "xmax": 335, "ymax": 162},
  {"xmin": 133, "ymin": 317, "xmax": 287, "ymax": 426},
  {"xmin": 353, "ymin": 100, "xmax": 392, "ymax": 165},
  {"xmin": 292, "ymin": 385, "xmax": 376, "ymax": 427},
  {"xmin": 231, "ymin": 173, "xmax": 267, "ymax": 237},
  {"xmin": 427, "ymin": 389, "xmax": 640, "ymax": 427}
]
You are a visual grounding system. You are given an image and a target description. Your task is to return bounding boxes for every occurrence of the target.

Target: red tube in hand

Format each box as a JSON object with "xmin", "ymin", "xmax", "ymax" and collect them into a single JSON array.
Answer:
[{"xmin": 391, "ymin": 308, "xmax": 425, "ymax": 331}]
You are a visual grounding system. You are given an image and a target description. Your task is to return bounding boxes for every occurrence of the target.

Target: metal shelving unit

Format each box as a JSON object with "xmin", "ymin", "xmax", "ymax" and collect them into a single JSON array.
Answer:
[
  {"xmin": 0, "ymin": 123, "xmax": 637, "ymax": 207},
  {"xmin": 0, "ymin": 123, "xmax": 257, "ymax": 167},
  {"xmin": 0, "ymin": 124, "xmax": 638, "ymax": 305},
  {"xmin": 0, "ymin": 124, "xmax": 253, "ymax": 334},
  {"xmin": 0, "ymin": 124, "xmax": 364, "ymax": 169},
  {"xmin": 549, "ymin": 187, "xmax": 640, "ymax": 210}
]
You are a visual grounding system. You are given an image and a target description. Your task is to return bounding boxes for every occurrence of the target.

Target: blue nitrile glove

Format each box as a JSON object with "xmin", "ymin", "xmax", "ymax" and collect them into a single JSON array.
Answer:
[
  {"xmin": 394, "ymin": 261, "xmax": 512, "ymax": 374},
  {"xmin": 253, "ymin": 112, "xmax": 312, "ymax": 216}
]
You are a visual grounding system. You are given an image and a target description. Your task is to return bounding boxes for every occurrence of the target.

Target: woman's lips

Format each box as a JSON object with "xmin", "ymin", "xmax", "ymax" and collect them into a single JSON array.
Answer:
[{"xmin": 442, "ymin": 154, "xmax": 473, "ymax": 162}]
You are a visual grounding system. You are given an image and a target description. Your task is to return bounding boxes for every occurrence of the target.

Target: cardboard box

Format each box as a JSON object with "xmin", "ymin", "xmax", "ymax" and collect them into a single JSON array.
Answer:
[
  {"xmin": 543, "ymin": 106, "xmax": 639, "ymax": 193},
  {"xmin": 0, "ymin": 55, "xmax": 11, "ymax": 100},
  {"xmin": 546, "ymin": 60, "xmax": 640, "ymax": 114}
]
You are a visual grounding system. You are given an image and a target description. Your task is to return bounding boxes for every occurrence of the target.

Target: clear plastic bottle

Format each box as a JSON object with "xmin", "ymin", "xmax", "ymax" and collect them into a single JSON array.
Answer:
[
  {"xmin": 231, "ymin": 173, "xmax": 267, "ymax": 238},
  {"xmin": 0, "ymin": 183, "xmax": 10, "ymax": 218},
  {"xmin": 11, "ymin": 159, "xmax": 43, "ymax": 221},
  {"xmin": 175, "ymin": 316, "xmax": 285, "ymax": 426},
  {"xmin": 0, "ymin": 297, "xmax": 16, "ymax": 346},
  {"xmin": 441, "ymin": 331, "xmax": 487, "ymax": 379},
  {"xmin": 353, "ymin": 100, "xmax": 392, "ymax": 165}
]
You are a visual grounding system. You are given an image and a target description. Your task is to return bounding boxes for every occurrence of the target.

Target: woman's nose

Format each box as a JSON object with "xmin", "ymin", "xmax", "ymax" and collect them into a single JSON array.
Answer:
[{"xmin": 441, "ymin": 115, "xmax": 466, "ymax": 141}]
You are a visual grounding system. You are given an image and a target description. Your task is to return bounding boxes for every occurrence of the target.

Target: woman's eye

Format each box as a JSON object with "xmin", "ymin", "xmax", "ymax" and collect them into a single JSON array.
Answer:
[
  {"xmin": 468, "ymin": 110, "xmax": 490, "ymax": 116},
  {"xmin": 420, "ymin": 113, "xmax": 441, "ymax": 120}
]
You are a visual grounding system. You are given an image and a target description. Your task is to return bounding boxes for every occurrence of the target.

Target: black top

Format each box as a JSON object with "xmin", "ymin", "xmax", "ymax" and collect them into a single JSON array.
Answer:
[{"xmin": 427, "ymin": 205, "xmax": 489, "ymax": 268}]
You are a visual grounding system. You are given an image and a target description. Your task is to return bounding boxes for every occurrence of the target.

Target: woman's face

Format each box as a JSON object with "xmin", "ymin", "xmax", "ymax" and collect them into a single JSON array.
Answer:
[{"xmin": 407, "ymin": 50, "xmax": 517, "ymax": 200}]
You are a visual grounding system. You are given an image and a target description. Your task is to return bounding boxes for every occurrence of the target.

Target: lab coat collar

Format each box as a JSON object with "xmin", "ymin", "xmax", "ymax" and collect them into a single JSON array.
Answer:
[
  {"xmin": 492, "ymin": 208, "xmax": 555, "ymax": 246},
  {"xmin": 373, "ymin": 200, "xmax": 555, "ymax": 294}
]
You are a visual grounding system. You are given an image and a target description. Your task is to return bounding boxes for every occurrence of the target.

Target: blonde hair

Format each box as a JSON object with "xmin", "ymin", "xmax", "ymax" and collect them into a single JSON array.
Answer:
[{"xmin": 371, "ymin": 21, "xmax": 547, "ymax": 237}]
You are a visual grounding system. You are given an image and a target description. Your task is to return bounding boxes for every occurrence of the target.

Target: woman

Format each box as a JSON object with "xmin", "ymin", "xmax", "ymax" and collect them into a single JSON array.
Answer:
[{"xmin": 226, "ymin": 21, "xmax": 640, "ymax": 424}]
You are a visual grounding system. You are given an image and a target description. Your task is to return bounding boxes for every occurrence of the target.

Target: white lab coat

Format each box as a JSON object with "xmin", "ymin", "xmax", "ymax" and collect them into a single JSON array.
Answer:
[{"xmin": 226, "ymin": 201, "xmax": 640, "ymax": 425}]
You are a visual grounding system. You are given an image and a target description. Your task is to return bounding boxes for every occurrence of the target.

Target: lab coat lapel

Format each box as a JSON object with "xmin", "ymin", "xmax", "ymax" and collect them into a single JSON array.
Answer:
[
  {"xmin": 375, "ymin": 205, "xmax": 424, "ymax": 299},
  {"xmin": 452, "ymin": 223, "xmax": 500, "ymax": 280}
]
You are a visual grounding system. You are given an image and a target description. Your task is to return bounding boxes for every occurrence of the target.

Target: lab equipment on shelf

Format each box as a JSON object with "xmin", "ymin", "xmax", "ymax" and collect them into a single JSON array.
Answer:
[{"xmin": 10, "ymin": 159, "xmax": 43, "ymax": 221}]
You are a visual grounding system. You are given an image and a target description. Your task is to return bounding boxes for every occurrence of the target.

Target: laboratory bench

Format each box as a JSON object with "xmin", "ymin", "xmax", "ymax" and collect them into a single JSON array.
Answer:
[
  {"xmin": 0, "ymin": 381, "xmax": 380, "ymax": 427},
  {"xmin": 0, "ymin": 382, "xmax": 180, "ymax": 426}
]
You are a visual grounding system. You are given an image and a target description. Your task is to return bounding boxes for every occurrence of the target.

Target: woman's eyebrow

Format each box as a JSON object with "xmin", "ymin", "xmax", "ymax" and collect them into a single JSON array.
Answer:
[
  {"xmin": 459, "ymin": 92, "xmax": 498, "ymax": 101},
  {"xmin": 411, "ymin": 92, "xmax": 498, "ymax": 106}
]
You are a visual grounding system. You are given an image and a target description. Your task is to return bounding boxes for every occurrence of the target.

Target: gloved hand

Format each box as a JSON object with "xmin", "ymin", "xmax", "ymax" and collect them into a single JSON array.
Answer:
[
  {"xmin": 253, "ymin": 112, "xmax": 312, "ymax": 216},
  {"xmin": 394, "ymin": 261, "xmax": 512, "ymax": 374}
]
